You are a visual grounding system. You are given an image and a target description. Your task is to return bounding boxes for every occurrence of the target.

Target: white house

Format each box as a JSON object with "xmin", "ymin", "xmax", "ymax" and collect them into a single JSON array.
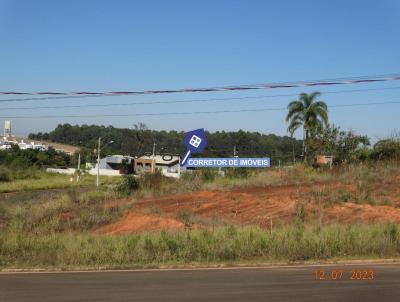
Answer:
[{"xmin": 89, "ymin": 155, "xmax": 134, "ymax": 176}]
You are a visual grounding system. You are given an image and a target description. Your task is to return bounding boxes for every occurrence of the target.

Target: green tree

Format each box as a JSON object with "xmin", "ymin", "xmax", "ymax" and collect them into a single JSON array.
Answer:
[
  {"xmin": 29, "ymin": 124, "xmax": 303, "ymax": 164},
  {"xmin": 286, "ymin": 92, "xmax": 328, "ymax": 161},
  {"xmin": 371, "ymin": 138, "xmax": 400, "ymax": 161},
  {"xmin": 308, "ymin": 124, "xmax": 370, "ymax": 164}
]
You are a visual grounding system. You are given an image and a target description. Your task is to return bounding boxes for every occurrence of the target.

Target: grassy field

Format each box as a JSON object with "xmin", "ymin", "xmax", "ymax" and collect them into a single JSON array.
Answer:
[
  {"xmin": 0, "ymin": 161, "xmax": 399, "ymax": 269},
  {"xmin": 0, "ymin": 171, "xmax": 120, "ymax": 193},
  {"xmin": 1, "ymin": 160, "xmax": 398, "ymax": 195},
  {"xmin": 130, "ymin": 160, "xmax": 400, "ymax": 199},
  {"xmin": 1, "ymin": 224, "xmax": 399, "ymax": 269}
]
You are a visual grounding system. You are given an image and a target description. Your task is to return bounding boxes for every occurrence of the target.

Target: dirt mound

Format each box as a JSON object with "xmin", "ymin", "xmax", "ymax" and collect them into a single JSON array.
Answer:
[
  {"xmin": 95, "ymin": 177, "xmax": 400, "ymax": 234},
  {"xmin": 94, "ymin": 212, "xmax": 185, "ymax": 234}
]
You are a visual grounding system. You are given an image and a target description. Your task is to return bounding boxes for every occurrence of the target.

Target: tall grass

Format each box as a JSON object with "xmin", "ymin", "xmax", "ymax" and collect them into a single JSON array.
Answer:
[
  {"xmin": 294, "ymin": 160, "xmax": 400, "ymax": 207},
  {"xmin": 1, "ymin": 224, "xmax": 399, "ymax": 269},
  {"xmin": 1, "ymin": 161, "xmax": 399, "ymax": 269},
  {"xmin": 2, "ymin": 160, "xmax": 397, "ymax": 196},
  {"xmin": 2, "ymin": 188, "xmax": 127, "ymax": 235},
  {"xmin": 0, "ymin": 171, "xmax": 120, "ymax": 193}
]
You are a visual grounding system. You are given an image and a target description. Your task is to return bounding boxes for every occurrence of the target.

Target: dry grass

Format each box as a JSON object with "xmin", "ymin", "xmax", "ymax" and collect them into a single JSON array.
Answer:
[
  {"xmin": 1, "ymin": 224, "xmax": 400, "ymax": 269},
  {"xmin": 0, "ymin": 160, "xmax": 399, "ymax": 269},
  {"xmin": 0, "ymin": 171, "xmax": 119, "ymax": 193}
]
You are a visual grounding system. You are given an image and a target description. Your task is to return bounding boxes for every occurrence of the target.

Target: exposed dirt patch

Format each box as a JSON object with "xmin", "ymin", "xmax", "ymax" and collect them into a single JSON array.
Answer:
[
  {"xmin": 95, "ymin": 176, "xmax": 400, "ymax": 234},
  {"xmin": 94, "ymin": 212, "xmax": 185, "ymax": 234}
]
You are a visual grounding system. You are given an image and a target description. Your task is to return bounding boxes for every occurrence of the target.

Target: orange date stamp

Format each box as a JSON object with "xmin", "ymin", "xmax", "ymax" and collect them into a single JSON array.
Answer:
[{"xmin": 314, "ymin": 268, "xmax": 375, "ymax": 281}]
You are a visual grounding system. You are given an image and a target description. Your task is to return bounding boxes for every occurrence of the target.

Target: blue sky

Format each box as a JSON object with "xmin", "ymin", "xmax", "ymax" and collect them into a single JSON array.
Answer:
[{"xmin": 0, "ymin": 0, "xmax": 399, "ymax": 140}]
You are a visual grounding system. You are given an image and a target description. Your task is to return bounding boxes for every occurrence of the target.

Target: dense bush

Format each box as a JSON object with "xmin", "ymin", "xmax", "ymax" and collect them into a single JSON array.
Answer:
[
  {"xmin": 139, "ymin": 170, "xmax": 168, "ymax": 190},
  {"xmin": 0, "ymin": 165, "xmax": 43, "ymax": 182},
  {"xmin": 0, "ymin": 147, "xmax": 72, "ymax": 169},
  {"xmin": 0, "ymin": 166, "xmax": 12, "ymax": 182},
  {"xmin": 200, "ymin": 169, "xmax": 218, "ymax": 182},
  {"xmin": 225, "ymin": 168, "xmax": 252, "ymax": 179},
  {"xmin": 308, "ymin": 124, "xmax": 370, "ymax": 164},
  {"xmin": 371, "ymin": 139, "xmax": 400, "ymax": 161},
  {"xmin": 116, "ymin": 175, "xmax": 139, "ymax": 197}
]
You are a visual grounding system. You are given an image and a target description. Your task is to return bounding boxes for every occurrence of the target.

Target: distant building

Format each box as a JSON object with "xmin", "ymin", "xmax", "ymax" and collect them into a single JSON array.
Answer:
[
  {"xmin": 135, "ymin": 154, "xmax": 181, "ymax": 178},
  {"xmin": 88, "ymin": 155, "xmax": 134, "ymax": 176},
  {"xmin": 4, "ymin": 120, "xmax": 11, "ymax": 137},
  {"xmin": 48, "ymin": 154, "xmax": 183, "ymax": 178},
  {"xmin": 99, "ymin": 155, "xmax": 134, "ymax": 172},
  {"xmin": 0, "ymin": 142, "xmax": 11, "ymax": 150},
  {"xmin": 17, "ymin": 140, "xmax": 48, "ymax": 151},
  {"xmin": 0, "ymin": 136, "xmax": 79, "ymax": 155},
  {"xmin": 315, "ymin": 155, "xmax": 334, "ymax": 168}
]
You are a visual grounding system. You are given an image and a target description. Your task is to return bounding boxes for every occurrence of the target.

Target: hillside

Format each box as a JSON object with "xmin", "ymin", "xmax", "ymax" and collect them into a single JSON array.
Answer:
[{"xmin": 29, "ymin": 124, "xmax": 303, "ymax": 163}]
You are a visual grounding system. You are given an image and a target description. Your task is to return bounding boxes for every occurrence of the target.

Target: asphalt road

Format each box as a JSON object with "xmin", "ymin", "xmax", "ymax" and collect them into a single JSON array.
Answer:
[{"xmin": 1, "ymin": 264, "xmax": 399, "ymax": 302}]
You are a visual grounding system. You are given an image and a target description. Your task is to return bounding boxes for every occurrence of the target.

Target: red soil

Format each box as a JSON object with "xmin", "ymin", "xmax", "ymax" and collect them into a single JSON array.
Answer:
[
  {"xmin": 94, "ymin": 212, "xmax": 185, "ymax": 234},
  {"xmin": 95, "ymin": 177, "xmax": 400, "ymax": 234}
]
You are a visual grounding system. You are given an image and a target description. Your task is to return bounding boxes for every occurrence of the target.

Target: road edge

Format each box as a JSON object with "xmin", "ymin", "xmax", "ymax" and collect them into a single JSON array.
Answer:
[{"xmin": 1, "ymin": 258, "xmax": 400, "ymax": 274}]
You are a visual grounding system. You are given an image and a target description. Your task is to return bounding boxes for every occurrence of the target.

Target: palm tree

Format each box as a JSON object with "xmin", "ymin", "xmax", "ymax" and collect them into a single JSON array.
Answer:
[
  {"xmin": 288, "ymin": 126, "xmax": 298, "ymax": 163},
  {"xmin": 286, "ymin": 92, "xmax": 328, "ymax": 161}
]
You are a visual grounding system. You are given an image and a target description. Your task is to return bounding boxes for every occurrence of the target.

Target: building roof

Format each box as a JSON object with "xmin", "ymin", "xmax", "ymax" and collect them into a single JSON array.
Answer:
[
  {"xmin": 138, "ymin": 154, "xmax": 180, "ymax": 165},
  {"xmin": 103, "ymin": 155, "xmax": 134, "ymax": 164}
]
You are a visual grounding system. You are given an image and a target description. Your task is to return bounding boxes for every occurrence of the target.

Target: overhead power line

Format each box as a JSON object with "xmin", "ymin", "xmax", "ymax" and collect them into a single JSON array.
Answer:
[
  {"xmin": 1, "ymin": 100, "xmax": 399, "ymax": 119},
  {"xmin": 1, "ymin": 86, "xmax": 400, "ymax": 110},
  {"xmin": 0, "ymin": 73, "xmax": 399, "ymax": 101}
]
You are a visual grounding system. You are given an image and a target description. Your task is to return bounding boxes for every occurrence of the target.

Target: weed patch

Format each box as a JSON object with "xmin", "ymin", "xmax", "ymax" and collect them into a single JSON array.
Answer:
[{"xmin": 1, "ymin": 224, "xmax": 400, "ymax": 269}]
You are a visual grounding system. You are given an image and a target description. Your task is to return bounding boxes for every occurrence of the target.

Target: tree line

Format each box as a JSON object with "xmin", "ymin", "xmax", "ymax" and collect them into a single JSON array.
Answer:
[
  {"xmin": 29, "ymin": 124, "xmax": 303, "ymax": 164},
  {"xmin": 27, "ymin": 91, "xmax": 400, "ymax": 167},
  {"xmin": 286, "ymin": 92, "xmax": 400, "ymax": 164}
]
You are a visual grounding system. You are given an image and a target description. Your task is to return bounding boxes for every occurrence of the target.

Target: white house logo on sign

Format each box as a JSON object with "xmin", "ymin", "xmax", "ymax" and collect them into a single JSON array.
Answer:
[{"xmin": 189, "ymin": 135, "xmax": 202, "ymax": 148}]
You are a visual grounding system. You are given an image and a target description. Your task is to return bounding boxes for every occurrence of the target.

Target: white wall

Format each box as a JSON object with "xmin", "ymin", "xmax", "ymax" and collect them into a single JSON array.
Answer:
[
  {"xmin": 46, "ymin": 168, "xmax": 76, "ymax": 175},
  {"xmin": 88, "ymin": 168, "xmax": 121, "ymax": 176}
]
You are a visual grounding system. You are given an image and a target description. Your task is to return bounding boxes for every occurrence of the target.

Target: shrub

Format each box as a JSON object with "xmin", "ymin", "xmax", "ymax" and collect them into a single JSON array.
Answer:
[
  {"xmin": 0, "ymin": 166, "xmax": 12, "ymax": 182},
  {"xmin": 0, "ymin": 203, "xmax": 8, "ymax": 223},
  {"xmin": 179, "ymin": 171, "xmax": 203, "ymax": 191},
  {"xmin": 295, "ymin": 203, "xmax": 306, "ymax": 225},
  {"xmin": 371, "ymin": 139, "xmax": 400, "ymax": 161},
  {"xmin": 13, "ymin": 167, "xmax": 41, "ymax": 180},
  {"xmin": 226, "ymin": 168, "xmax": 252, "ymax": 179},
  {"xmin": 116, "ymin": 175, "xmax": 139, "ymax": 197},
  {"xmin": 176, "ymin": 211, "xmax": 193, "ymax": 227},
  {"xmin": 139, "ymin": 170, "xmax": 167, "ymax": 190},
  {"xmin": 200, "ymin": 169, "xmax": 218, "ymax": 182}
]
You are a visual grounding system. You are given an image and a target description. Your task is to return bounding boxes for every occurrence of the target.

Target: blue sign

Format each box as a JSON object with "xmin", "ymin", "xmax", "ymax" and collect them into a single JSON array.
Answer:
[
  {"xmin": 180, "ymin": 128, "xmax": 208, "ymax": 166},
  {"xmin": 185, "ymin": 157, "xmax": 271, "ymax": 168}
]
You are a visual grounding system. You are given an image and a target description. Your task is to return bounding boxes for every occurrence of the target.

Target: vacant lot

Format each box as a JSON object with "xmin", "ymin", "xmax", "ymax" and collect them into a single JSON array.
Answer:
[
  {"xmin": 1, "ymin": 161, "xmax": 399, "ymax": 269},
  {"xmin": 96, "ymin": 162, "xmax": 400, "ymax": 234},
  {"xmin": 0, "ymin": 171, "xmax": 119, "ymax": 193}
]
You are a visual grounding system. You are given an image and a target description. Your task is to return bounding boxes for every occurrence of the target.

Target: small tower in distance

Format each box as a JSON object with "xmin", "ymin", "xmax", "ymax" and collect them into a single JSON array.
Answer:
[{"xmin": 4, "ymin": 120, "xmax": 11, "ymax": 138}]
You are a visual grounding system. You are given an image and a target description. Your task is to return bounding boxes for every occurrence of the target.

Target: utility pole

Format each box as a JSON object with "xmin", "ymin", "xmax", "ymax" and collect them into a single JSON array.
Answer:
[
  {"xmin": 151, "ymin": 141, "xmax": 156, "ymax": 173},
  {"xmin": 152, "ymin": 142, "xmax": 156, "ymax": 158},
  {"xmin": 233, "ymin": 144, "xmax": 238, "ymax": 158},
  {"xmin": 96, "ymin": 137, "xmax": 101, "ymax": 187},
  {"xmin": 77, "ymin": 153, "xmax": 81, "ymax": 182}
]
